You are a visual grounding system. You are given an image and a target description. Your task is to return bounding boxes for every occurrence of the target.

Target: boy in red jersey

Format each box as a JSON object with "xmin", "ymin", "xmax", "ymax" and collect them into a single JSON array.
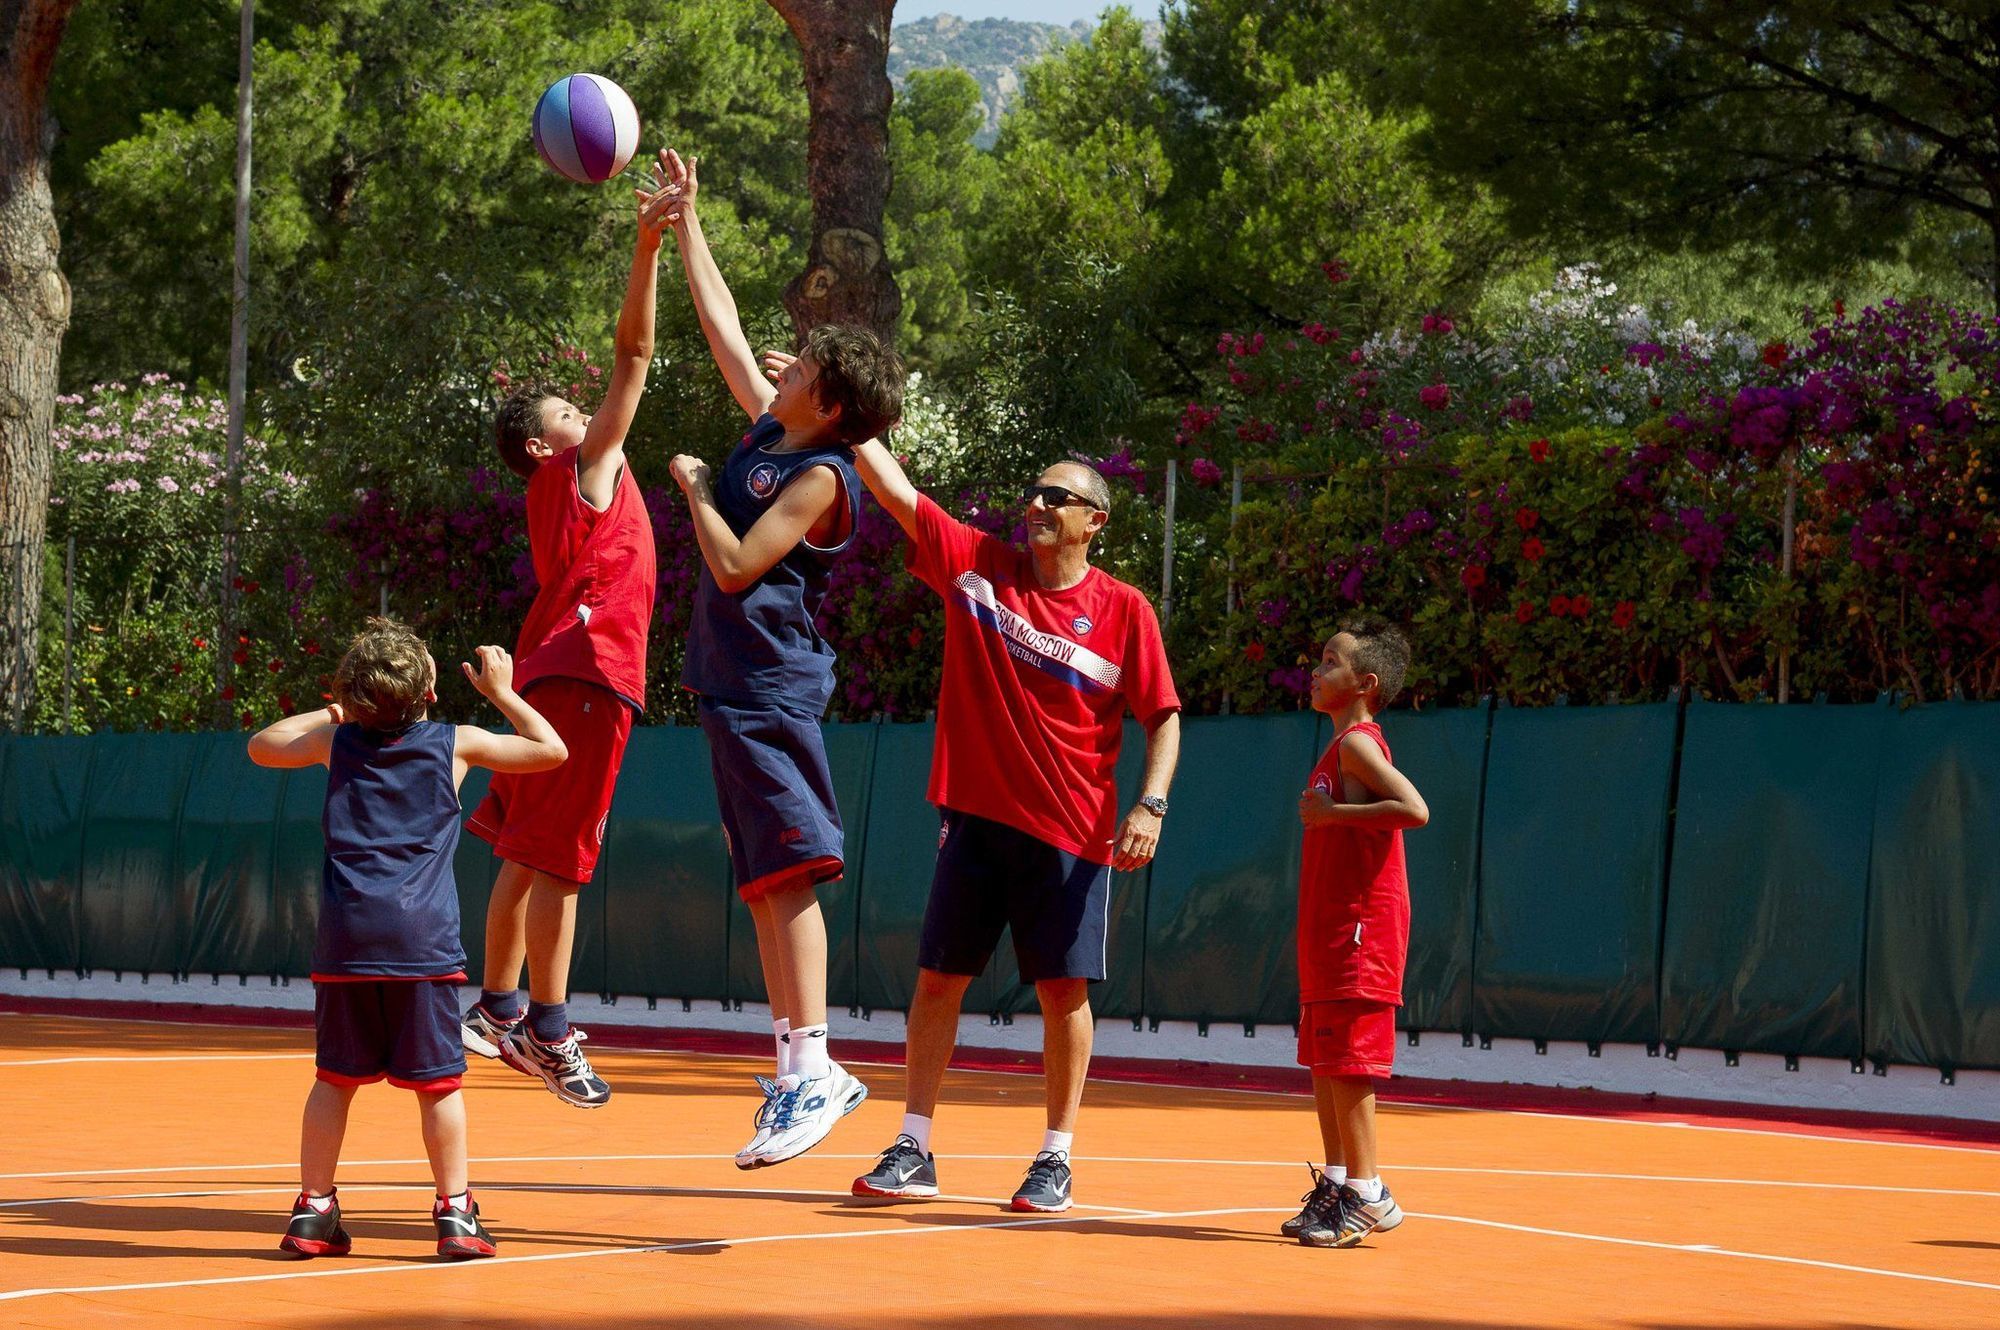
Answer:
[
  {"xmin": 1286, "ymin": 618, "xmax": 1429, "ymax": 1248},
  {"xmin": 456, "ymin": 155, "xmax": 683, "ymax": 1109}
]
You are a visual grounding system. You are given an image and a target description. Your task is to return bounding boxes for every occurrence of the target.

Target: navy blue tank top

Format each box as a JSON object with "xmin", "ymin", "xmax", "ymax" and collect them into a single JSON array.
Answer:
[
  {"xmin": 315, "ymin": 719, "xmax": 466, "ymax": 977},
  {"xmin": 681, "ymin": 414, "xmax": 861, "ymax": 716}
]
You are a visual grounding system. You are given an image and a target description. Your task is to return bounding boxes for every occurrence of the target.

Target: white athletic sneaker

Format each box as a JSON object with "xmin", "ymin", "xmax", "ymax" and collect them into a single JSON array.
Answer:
[
  {"xmin": 735, "ymin": 1075, "xmax": 784, "ymax": 1170},
  {"xmin": 752, "ymin": 1063, "xmax": 869, "ymax": 1166}
]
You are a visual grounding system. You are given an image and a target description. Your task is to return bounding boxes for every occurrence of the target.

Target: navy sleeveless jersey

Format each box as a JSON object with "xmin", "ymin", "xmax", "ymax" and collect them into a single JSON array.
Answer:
[
  {"xmin": 680, "ymin": 413, "xmax": 861, "ymax": 716},
  {"xmin": 315, "ymin": 719, "xmax": 467, "ymax": 977}
]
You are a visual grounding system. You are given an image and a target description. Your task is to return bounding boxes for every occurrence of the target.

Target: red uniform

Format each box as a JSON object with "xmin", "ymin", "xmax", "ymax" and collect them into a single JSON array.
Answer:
[
  {"xmin": 469, "ymin": 449, "xmax": 656, "ymax": 883},
  {"xmin": 1296, "ymin": 719, "xmax": 1410, "ymax": 1077},
  {"xmin": 905, "ymin": 495, "xmax": 1179, "ymax": 864}
]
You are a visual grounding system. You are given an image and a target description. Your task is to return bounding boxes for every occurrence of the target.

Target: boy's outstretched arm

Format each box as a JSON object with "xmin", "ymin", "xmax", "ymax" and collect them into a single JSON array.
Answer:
[
  {"xmin": 667, "ymin": 151, "xmax": 773, "ymax": 420},
  {"xmin": 247, "ymin": 705, "xmax": 342, "ymax": 769},
  {"xmin": 1298, "ymin": 737, "xmax": 1430, "ymax": 830},
  {"xmin": 454, "ymin": 646, "xmax": 568, "ymax": 781},
  {"xmin": 577, "ymin": 151, "xmax": 681, "ymax": 494}
]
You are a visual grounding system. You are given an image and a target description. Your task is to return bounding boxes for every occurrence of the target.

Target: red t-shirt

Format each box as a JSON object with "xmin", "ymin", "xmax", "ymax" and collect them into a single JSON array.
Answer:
[
  {"xmin": 906, "ymin": 495, "xmax": 1179, "ymax": 864},
  {"xmin": 1298, "ymin": 720, "xmax": 1410, "ymax": 1005},
  {"xmin": 513, "ymin": 449, "xmax": 657, "ymax": 708}
]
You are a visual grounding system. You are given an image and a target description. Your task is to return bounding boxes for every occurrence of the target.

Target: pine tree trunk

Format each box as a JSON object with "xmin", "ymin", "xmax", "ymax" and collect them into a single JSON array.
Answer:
[
  {"xmin": 0, "ymin": 0, "xmax": 81, "ymax": 729},
  {"xmin": 767, "ymin": 0, "xmax": 902, "ymax": 342}
]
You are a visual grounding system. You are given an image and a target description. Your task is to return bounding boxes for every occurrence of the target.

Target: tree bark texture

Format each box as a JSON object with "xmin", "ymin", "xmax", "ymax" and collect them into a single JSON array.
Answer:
[
  {"xmin": 767, "ymin": 0, "xmax": 901, "ymax": 343},
  {"xmin": 0, "ymin": 0, "xmax": 81, "ymax": 729}
]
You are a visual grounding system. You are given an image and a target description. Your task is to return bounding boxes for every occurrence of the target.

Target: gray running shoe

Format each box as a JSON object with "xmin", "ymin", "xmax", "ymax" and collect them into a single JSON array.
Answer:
[
  {"xmin": 1009, "ymin": 1150, "xmax": 1073, "ymax": 1213},
  {"xmin": 850, "ymin": 1134, "xmax": 939, "ymax": 1198}
]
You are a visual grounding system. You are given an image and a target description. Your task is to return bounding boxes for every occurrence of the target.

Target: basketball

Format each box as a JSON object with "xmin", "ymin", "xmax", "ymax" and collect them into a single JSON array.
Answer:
[{"xmin": 531, "ymin": 73, "xmax": 640, "ymax": 184}]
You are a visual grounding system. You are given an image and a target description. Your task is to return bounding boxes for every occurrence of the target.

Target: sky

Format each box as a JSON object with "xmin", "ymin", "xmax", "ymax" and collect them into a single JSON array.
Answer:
[{"xmin": 894, "ymin": 2, "xmax": 1155, "ymax": 25}]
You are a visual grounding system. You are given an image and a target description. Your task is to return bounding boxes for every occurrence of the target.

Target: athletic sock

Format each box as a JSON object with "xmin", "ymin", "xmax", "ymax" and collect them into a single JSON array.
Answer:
[
  {"xmin": 1347, "ymin": 1175, "xmax": 1384, "ymax": 1203},
  {"xmin": 772, "ymin": 1017, "xmax": 792, "ymax": 1077},
  {"xmin": 302, "ymin": 1190, "xmax": 336, "ymax": 1213},
  {"xmin": 1040, "ymin": 1129, "xmax": 1073, "ymax": 1157},
  {"xmin": 901, "ymin": 1112, "xmax": 934, "ymax": 1155},
  {"xmin": 437, "ymin": 1191, "xmax": 472, "ymax": 1213},
  {"xmin": 788, "ymin": 1023, "xmax": 831, "ymax": 1081},
  {"xmin": 526, "ymin": 1000, "xmax": 569, "ymax": 1044},
  {"xmin": 1323, "ymin": 1165, "xmax": 1348, "ymax": 1188},
  {"xmin": 479, "ymin": 988, "xmax": 522, "ymax": 1022}
]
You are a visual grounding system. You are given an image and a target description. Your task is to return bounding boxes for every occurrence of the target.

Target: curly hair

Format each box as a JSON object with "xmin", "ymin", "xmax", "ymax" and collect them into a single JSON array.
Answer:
[
  {"xmin": 1338, "ymin": 616, "xmax": 1413, "ymax": 709},
  {"xmin": 332, "ymin": 617, "xmax": 434, "ymax": 731}
]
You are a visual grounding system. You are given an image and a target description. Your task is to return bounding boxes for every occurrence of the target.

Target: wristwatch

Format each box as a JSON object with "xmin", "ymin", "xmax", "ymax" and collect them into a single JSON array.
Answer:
[{"xmin": 1138, "ymin": 794, "xmax": 1169, "ymax": 818}]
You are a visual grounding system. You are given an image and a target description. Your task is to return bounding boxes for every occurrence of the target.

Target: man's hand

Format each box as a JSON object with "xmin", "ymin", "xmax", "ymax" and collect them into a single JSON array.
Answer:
[
  {"xmin": 462, "ymin": 645, "xmax": 515, "ymax": 700},
  {"xmin": 1298, "ymin": 788, "xmax": 1338, "ymax": 828},
  {"xmin": 1112, "ymin": 803, "xmax": 1162, "ymax": 872},
  {"xmin": 670, "ymin": 453, "xmax": 711, "ymax": 496}
]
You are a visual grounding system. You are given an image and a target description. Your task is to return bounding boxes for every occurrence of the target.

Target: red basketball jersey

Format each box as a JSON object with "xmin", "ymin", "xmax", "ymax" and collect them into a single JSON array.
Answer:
[
  {"xmin": 513, "ymin": 448, "xmax": 657, "ymax": 708},
  {"xmin": 1298, "ymin": 720, "xmax": 1410, "ymax": 1005}
]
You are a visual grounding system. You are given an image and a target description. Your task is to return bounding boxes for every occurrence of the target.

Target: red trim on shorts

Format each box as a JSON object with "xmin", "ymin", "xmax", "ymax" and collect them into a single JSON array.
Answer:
[
  {"xmin": 309, "ymin": 972, "xmax": 467, "ymax": 984},
  {"xmin": 388, "ymin": 1073, "xmax": 464, "ymax": 1093},
  {"xmin": 1309, "ymin": 1059, "xmax": 1395, "ymax": 1079},
  {"xmin": 315, "ymin": 1067, "xmax": 387, "ymax": 1087},
  {"xmin": 737, "ymin": 855, "xmax": 843, "ymax": 903}
]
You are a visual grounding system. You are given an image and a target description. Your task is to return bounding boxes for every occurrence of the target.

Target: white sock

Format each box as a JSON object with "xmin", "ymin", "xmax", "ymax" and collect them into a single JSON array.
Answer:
[
  {"xmin": 772, "ymin": 1018, "xmax": 791, "ymax": 1077},
  {"xmin": 900, "ymin": 1112, "xmax": 933, "ymax": 1155},
  {"xmin": 438, "ymin": 1191, "xmax": 471, "ymax": 1212},
  {"xmin": 1324, "ymin": 1165, "xmax": 1348, "ymax": 1188},
  {"xmin": 789, "ymin": 1023, "xmax": 831, "ymax": 1081},
  {"xmin": 1347, "ymin": 1175, "xmax": 1384, "ymax": 1203},
  {"xmin": 1040, "ymin": 1129, "xmax": 1073, "ymax": 1158},
  {"xmin": 303, "ymin": 1191, "xmax": 335, "ymax": 1213}
]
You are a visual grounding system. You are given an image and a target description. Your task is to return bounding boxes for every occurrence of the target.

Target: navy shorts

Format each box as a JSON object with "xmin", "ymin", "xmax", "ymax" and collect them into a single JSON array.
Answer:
[
  {"xmin": 918, "ymin": 809, "xmax": 1111, "ymax": 983},
  {"xmin": 699, "ymin": 698, "xmax": 844, "ymax": 901},
  {"xmin": 314, "ymin": 979, "xmax": 468, "ymax": 1092}
]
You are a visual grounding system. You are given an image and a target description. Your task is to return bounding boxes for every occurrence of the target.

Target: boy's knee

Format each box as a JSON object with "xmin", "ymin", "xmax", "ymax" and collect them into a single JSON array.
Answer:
[{"xmin": 1034, "ymin": 977, "xmax": 1090, "ymax": 1015}]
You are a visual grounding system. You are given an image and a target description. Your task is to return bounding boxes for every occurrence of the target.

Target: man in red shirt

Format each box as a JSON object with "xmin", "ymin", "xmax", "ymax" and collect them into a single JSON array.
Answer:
[
  {"xmin": 455, "ymin": 156, "xmax": 681, "ymax": 1110},
  {"xmin": 845, "ymin": 443, "xmax": 1181, "ymax": 1213}
]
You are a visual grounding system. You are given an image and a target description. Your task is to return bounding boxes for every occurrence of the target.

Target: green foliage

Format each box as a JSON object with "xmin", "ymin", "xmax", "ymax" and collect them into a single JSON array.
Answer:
[{"xmin": 886, "ymin": 68, "xmax": 996, "ymax": 370}]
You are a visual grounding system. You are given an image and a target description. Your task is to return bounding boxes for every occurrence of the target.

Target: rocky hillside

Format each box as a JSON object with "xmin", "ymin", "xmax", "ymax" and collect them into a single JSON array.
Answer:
[{"xmin": 888, "ymin": 12, "xmax": 1161, "ymax": 147}]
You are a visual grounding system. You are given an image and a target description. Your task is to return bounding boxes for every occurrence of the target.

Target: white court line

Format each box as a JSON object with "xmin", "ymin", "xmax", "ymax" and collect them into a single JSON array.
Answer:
[
  {"xmin": 0, "ymin": 1203, "xmax": 1260, "ymax": 1303},
  {"xmin": 1410, "ymin": 1211, "xmax": 2000, "ymax": 1295},
  {"xmin": 6, "ymin": 1200, "xmax": 1999, "ymax": 1304},
  {"xmin": 0, "ymin": 1181, "xmax": 1154, "ymax": 1217},
  {"xmin": 0, "ymin": 1053, "xmax": 312, "ymax": 1067},
  {"xmin": 6, "ymin": 1153, "xmax": 2000, "ymax": 1202}
]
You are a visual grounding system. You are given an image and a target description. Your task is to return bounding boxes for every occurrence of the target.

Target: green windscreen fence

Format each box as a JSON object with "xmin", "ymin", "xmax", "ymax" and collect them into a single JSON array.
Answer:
[
  {"xmin": 4, "ymin": 702, "xmax": 1998, "ymax": 1071},
  {"xmin": 1865, "ymin": 703, "xmax": 2000, "ymax": 1072},
  {"xmin": 1661, "ymin": 700, "xmax": 1884, "ymax": 1060},
  {"xmin": 1474, "ymin": 703, "xmax": 1679, "ymax": 1046}
]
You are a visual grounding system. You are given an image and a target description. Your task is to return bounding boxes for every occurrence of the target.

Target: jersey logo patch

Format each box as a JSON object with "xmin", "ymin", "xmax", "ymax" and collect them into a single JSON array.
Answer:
[
  {"xmin": 1312, "ymin": 773, "xmax": 1334, "ymax": 796},
  {"xmin": 779, "ymin": 827, "xmax": 804, "ymax": 846},
  {"xmin": 747, "ymin": 462, "xmax": 781, "ymax": 499},
  {"xmin": 1071, "ymin": 615, "xmax": 1093, "ymax": 636}
]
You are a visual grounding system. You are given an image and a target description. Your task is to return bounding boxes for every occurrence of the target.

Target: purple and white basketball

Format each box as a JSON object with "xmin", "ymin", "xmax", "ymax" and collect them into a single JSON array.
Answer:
[{"xmin": 531, "ymin": 73, "xmax": 640, "ymax": 184}]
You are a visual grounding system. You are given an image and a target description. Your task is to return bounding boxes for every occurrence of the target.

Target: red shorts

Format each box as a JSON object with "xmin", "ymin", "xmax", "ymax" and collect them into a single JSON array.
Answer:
[
  {"xmin": 468, "ymin": 678, "xmax": 633, "ymax": 884},
  {"xmin": 1297, "ymin": 1000, "xmax": 1397, "ymax": 1079}
]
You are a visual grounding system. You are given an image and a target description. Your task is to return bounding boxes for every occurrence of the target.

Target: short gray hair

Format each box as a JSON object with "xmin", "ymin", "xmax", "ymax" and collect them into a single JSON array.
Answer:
[{"xmin": 1050, "ymin": 461, "xmax": 1112, "ymax": 515}]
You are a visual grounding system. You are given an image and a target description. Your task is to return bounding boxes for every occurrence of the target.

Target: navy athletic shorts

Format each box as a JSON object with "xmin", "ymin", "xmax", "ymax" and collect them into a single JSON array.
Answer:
[
  {"xmin": 698, "ymin": 698, "xmax": 845, "ymax": 901},
  {"xmin": 918, "ymin": 808, "xmax": 1111, "ymax": 983},
  {"xmin": 313, "ymin": 977, "xmax": 467, "ymax": 1092}
]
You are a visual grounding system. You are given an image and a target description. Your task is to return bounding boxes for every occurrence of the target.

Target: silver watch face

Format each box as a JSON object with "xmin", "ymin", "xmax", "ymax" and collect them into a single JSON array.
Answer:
[{"xmin": 1141, "ymin": 796, "xmax": 1168, "ymax": 816}]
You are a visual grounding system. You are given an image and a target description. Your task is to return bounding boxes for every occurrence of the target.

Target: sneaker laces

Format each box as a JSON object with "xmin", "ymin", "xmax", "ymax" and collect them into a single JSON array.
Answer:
[
  {"xmin": 878, "ymin": 1135, "xmax": 924, "ymax": 1169},
  {"xmin": 766, "ymin": 1081, "xmax": 808, "ymax": 1131},
  {"xmin": 1297, "ymin": 1163, "xmax": 1331, "ymax": 1209},
  {"xmin": 1023, "ymin": 1150, "xmax": 1069, "ymax": 1188},
  {"xmin": 748, "ymin": 1076, "xmax": 782, "ymax": 1132}
]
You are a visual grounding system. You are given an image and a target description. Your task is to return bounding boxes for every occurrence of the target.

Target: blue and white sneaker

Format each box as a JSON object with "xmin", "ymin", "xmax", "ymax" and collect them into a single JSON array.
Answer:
[
  {"xmin": 851, "ymin": 1134, "xmax": 939, "ymax": 1198},
  {"xmin": 735, "ymin": 1075, "xmax": 784, "ymax": 1170},
  {"xmin": 499, "ymin": 1025, "xmax": 610, "ymax": 1109},
  {"xmin": 754, "ymin": 1063, "xmax": 869, "ymax": 1166}
]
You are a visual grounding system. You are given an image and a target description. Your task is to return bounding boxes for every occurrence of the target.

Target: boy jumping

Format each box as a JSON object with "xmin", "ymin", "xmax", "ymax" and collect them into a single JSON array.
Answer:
[
  {"xmin": 249, "ymin": 621, "xmax": 568, "ymax": 1259},
  {"xmin": 1287, "ymin": 618, "xmax": 1429, "ymax": 1248},
  {"xmin": 661, "ymin": 149, "xmax": 905, "ymax": 1167},
  {"xmin": 458, "ymin": 155, "xmax": 681, "ymax": 1108}
]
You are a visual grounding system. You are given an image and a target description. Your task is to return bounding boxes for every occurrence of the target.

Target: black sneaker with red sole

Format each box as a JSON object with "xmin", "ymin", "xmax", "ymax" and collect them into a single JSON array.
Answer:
[
  {"xmin": 279, "ymin": 1192, "xmax": 352, "ymax": 1257},
  {"xmin": 434, "ymin": 1196, "xmax": 498, "ymax": 1259}
]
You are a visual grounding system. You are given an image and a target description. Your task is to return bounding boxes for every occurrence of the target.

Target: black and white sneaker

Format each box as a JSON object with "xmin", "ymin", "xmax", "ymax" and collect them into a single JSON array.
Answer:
[
  {"xmin": 433, "ymin": 1195, "xmax": 497, "ymax": 1260},
  {"xmin": 499, "ymin": 1025, "xmax": 610, "ymax": 1109},
  {"xmin": 1010, "ymin": 1150, "xmax": 1073, "ymax": 1213},
  {"xmin": 1281, "ymin": 1163, "xmax": 1338, "ymax": 1238},
  {"xmin": 278, "ymin": 1191, "xmax": 351, "ymax": 1258},
  {"xmin": 1299, "ymin": 1182, "xmax": 1404, "ymax": 1248},
  {"xmin": 850, "ymin": 1134, "xmax": 939, "ymax": 1198}
]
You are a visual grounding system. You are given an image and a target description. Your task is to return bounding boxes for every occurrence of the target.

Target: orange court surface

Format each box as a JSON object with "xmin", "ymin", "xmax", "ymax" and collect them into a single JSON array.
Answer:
[{"xmin": 3, "ymin": 1009, "xmax": 1998, "ymax": 1330}]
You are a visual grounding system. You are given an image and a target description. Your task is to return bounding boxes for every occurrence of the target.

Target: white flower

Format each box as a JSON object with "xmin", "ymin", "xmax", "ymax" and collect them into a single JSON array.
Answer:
[{"xmin": 156, "ymin": 476, "xmax": 181, "ymax": 493}]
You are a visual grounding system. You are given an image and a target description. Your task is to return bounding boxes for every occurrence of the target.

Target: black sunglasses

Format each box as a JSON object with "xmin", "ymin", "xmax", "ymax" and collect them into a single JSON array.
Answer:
[{"xmin": 1023, "ymin": 483, "xmax": 1102, "ymax": 511}]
